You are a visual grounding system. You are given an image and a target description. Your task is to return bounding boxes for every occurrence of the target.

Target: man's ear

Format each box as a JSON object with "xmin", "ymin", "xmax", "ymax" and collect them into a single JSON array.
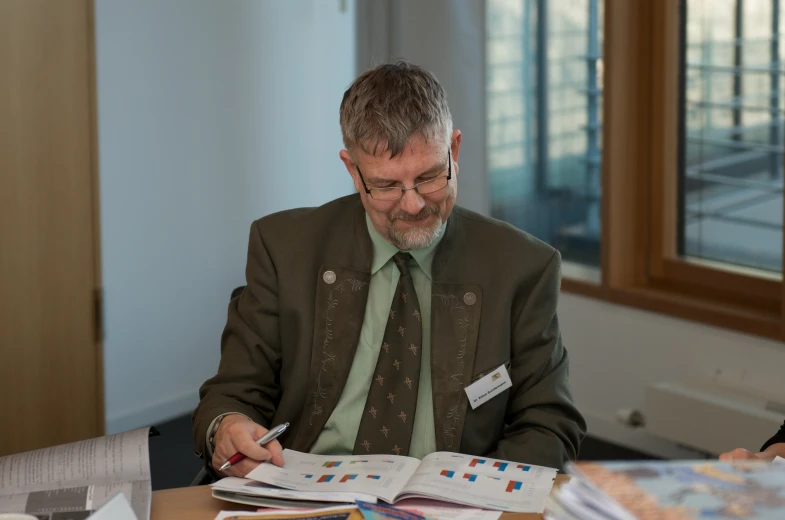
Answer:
[
  {"xmin": 450, "ymin": 129, "xmax": 463, "ymax": 175},
  {"xmin": 339, "ymin": 149, "xmax": 363, "ymax": 194}
]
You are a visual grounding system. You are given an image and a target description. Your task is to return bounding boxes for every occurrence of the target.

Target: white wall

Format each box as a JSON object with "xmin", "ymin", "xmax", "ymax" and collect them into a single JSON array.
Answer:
[
  {"xmin": 95, "ymin": 0, "xmax": 356, "ymax": 433},
  {"xmin": 560, "ymin": 292, "xmax": 785, "ymax": 457}
]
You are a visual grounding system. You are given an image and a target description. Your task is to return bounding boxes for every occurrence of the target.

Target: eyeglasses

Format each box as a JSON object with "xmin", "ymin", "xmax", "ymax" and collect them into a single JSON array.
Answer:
[{"xmin": 356, "ymin": 149, "xmax": 452, "ymax": 201}]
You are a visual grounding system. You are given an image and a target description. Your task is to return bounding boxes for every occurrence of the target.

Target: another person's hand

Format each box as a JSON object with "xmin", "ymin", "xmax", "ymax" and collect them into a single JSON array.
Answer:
[
  {"xmin": 211, "ymin": 414, "xmax": 285, "ymax": 477},
  {"xmin": 718, "ymin": 447, "xmax": 775, "ymax": 462}
]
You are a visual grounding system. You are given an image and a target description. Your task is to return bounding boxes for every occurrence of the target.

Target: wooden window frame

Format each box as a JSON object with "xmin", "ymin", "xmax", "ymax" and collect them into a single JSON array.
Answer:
[{"xmin": 561, "ymin": 0, "xmax": 785, "ymax": 340}]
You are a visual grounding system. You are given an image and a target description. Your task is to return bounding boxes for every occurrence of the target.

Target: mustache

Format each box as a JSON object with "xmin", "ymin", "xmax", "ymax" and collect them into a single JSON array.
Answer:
[{"xmin": 390, "ymin": 205, "xmax": 440, "ymax": 222}]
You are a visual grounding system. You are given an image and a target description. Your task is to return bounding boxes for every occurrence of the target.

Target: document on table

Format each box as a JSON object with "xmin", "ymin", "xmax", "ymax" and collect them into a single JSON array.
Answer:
[
  {"xmin": 0, "ymin": 427, "xmax": 152, "ymax": 520},
  {"xmin": 87, "ymin": 491, "xmax": 139, "ymax": 520},
  {"xmin": 213, "ymin": 499, "xmax": 501, "ymax": 520},
  {"xmin": 240, "ymin": 449, "xmax": 557, "ymax": 512},
  {"xmin": 394, "ymin": 498, "xmax": 503, "ymax": 520},
  {"xmin": 214, "ymin": 505, "xmax": 363, "ymax": 520}
]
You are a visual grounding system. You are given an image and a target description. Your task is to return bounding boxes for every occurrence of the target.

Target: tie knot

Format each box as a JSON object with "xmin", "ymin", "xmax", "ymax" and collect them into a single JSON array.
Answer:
[{"xmin": 393, "ymin": 252, "xmax": 412, "ymax": 276}]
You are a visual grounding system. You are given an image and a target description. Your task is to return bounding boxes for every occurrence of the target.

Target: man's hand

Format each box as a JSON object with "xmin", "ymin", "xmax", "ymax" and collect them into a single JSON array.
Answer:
[
  {"xmin": 718, "ymin": 447, "xmax": 775, "ymax": 462},
  {"xmin": 211, "ymin": 414, "xmax": 285, "ymax": 477}
]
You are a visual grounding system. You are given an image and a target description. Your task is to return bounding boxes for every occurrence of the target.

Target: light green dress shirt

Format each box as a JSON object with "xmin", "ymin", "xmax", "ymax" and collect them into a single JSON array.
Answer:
[{"xmin": 310, "ymin": 214, "xmax": 446, "ymax": 459}]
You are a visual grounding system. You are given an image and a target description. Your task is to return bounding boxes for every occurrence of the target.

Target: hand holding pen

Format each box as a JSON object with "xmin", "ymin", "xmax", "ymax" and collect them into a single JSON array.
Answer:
[
  {"xmin": 211, "ymin": 415, "xmax": 287, "ymax": 476},
  {"xmin": 220, "ymin": 422, "xmax": 288, "ymax": 471}
]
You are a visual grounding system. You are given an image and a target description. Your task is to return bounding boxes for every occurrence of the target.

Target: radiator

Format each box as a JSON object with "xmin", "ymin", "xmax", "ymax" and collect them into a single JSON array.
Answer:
[{"xmin": 645, "ymin": 380, "xmax": 785, "ymax": 456}]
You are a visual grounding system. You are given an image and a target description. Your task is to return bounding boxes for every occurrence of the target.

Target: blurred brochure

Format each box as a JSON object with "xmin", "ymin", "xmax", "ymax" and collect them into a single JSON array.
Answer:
[{"xmin": 545, "ymin": 459, "xmax": 785, "ymax": 520}]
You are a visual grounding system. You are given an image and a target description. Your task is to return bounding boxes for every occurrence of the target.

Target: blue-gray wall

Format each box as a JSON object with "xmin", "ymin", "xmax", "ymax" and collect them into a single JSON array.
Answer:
[{"xmin": 95, "ymin": 0, "xmax": 356, "ymax": 433}]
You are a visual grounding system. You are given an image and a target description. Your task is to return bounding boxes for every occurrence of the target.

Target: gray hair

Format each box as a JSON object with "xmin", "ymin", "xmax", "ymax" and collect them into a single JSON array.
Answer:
[{"xmin": 340, "ymin": 61, "xmax": 453, "ymax": 158}]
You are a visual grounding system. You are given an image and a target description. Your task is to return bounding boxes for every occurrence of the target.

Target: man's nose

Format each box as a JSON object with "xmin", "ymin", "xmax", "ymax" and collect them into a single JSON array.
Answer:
[{"xmin": 399, "ymin": 188, "xmax": 426, "ymax": 215}]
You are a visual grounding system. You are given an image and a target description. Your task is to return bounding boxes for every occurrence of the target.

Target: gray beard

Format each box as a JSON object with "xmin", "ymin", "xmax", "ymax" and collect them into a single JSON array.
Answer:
[{"xmin": 387, "ymin": 215, "xmax": 444, "ymax": 250}]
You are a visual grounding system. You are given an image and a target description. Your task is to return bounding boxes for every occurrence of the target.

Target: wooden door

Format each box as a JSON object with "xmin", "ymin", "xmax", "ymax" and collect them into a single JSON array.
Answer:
[{"xmin": 0, "ymin": 0, "xmax": 103, "ymax": 455}]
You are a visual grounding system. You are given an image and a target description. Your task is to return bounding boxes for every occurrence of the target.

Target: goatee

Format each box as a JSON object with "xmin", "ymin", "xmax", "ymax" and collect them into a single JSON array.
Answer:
[{"xmin": 386, "ymin": 206, "xmax": 443, "ymax": 250}]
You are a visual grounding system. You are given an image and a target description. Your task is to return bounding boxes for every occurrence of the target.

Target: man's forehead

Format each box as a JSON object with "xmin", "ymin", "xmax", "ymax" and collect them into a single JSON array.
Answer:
[
  {"xmin": 362, "ymin": 158, "xmax": 446, "ymax": 183},
  {"xmin": 356, "ymin": 139, "xmax": 446, "ymax": 170}
]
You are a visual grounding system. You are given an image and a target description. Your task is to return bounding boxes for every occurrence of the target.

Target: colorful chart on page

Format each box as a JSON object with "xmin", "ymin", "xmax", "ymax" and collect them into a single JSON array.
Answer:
[
  {"xmin": 403, "ymin": 452, "xmax": 556, "ymax": 513},
  {"xmin": 245, "ymin": 450, "xmax": 421, "ymax": 503},
  {"xmin": 464, "ymin": 458, "xmax": 534, "ymax": 474}
]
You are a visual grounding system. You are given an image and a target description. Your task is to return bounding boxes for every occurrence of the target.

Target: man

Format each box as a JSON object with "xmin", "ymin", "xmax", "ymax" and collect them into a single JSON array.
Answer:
[
  {"xmin": 193, "ymin": 61, "xmax": 585, "ymax": 478},
  {"xmin": 719, "ymin": 421, "xmax": 785, "ymax": 462}
]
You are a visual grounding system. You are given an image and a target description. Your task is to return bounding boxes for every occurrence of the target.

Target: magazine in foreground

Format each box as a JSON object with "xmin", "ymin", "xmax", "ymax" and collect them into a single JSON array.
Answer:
[
  {"xmin": 212, "ymin": 449, "xmax": 558, "ymax": 513},
  {"xmin": 545, "ymin": 459, "xmax": 785, "ymax": 520},
  {"xmin": 0, "ymin": 427, "xmax": 152, "ymax": 520}
]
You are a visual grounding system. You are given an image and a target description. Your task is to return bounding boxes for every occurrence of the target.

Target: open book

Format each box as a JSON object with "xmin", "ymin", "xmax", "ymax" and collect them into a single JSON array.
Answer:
[
  {"xmin": 212, "ymin": 449, "xmax": 557, "ymax": 513},
  {"xmin": 0, "ymin": 428, "xmax": 152, "ymax": 520}
]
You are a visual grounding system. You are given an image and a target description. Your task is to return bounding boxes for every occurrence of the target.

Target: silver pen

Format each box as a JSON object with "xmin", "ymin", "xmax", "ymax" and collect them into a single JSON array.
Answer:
[{"xmin": 219, "ymin": 422, "xmax": 289, "ymax": 471}]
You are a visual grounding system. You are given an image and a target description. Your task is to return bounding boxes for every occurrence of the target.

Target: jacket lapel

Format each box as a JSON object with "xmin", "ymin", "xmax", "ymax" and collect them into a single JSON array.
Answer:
[
  {"xmin": 430, "ymin": 282, "xmax": 482, "ymax": 452},
  {"xmin": 292, "ymin": 204, "xmax": 373, "ymax": 452},
  {"xmin": 429, "ymin": 212, "xmax": 482, "ymax": 452}
]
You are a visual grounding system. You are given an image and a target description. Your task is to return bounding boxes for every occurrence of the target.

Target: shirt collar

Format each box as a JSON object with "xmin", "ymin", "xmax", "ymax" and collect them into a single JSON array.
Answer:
[{"xmin": 365, "ymin": 213, "xmax": 446, "ymax": 279}]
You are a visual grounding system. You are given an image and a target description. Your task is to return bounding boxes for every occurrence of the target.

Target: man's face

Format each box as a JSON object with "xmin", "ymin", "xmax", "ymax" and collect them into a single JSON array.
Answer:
[{"xmin": 341, "ymin": 130, "xmax": 462, "ymax": 251}]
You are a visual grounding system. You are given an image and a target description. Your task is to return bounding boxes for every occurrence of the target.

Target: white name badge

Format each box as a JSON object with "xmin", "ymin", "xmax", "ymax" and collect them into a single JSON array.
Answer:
[{"xmin": 464, "ymin": 364, "xmax": 513, "ymax": 410}]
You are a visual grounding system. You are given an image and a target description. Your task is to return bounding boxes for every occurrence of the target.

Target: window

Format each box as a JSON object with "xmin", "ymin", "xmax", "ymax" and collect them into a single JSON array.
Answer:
[
  {"xmin": 488, "ymin": 0, "xmax": 785, "ymax": 340},
  {"xmin": 487, "ymin": 0, "xmax": 604, "ymax": 282},
  {"xmin": 681, "ymin": 0, "xmax": 784, "ymax": 274}
]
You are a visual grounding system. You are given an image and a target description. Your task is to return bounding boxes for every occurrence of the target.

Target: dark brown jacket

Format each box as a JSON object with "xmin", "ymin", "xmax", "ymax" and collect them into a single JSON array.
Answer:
[{"xmin": 193, "ymin": 194, "xmax": 585, "ymax": 470}]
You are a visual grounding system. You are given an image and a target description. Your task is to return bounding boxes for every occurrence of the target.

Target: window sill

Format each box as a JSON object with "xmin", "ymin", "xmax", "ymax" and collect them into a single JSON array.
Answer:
[{"xmin": 561, "ymin": 278, "xmax": 782, "ymax": 340}]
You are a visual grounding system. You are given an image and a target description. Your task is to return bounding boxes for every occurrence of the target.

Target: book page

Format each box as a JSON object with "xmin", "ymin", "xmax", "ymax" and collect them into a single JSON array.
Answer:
[
  {"xmin": 212, "ymin": 477, "xmax": 378, "ymax": 505},
  {"xmin": 0, "ymin": 428, "xmax": 151, "ymax": 520},
  {"xmin": 85, "ymin": 491, "xmax": 139, "ymax": 520},
  {"xmin": 245, "ymin": 450, "xmax": 420, "ymax": 503},
  {"xmin": 398, "ymin": 452, "xmax": 557, "ymax": 513}
]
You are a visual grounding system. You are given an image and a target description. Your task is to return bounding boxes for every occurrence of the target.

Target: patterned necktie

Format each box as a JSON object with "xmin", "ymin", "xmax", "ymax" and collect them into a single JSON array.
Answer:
[{"xmin": 353, "ymin": 252, "xmax": 422, "ymax": 456}]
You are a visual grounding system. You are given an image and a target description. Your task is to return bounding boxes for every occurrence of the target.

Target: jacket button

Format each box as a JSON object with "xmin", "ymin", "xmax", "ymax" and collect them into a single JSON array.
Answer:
[
  {"xmin": 463, "ymin": 292, "xmax": 476, "ymax": 305},
  {"xmin": 323, "ymin": 270, "xmax": 336, "ymax": 284}
]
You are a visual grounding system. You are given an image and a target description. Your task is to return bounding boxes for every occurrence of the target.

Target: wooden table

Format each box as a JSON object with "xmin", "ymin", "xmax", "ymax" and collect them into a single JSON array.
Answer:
[{"xmin": 150, "ymin": 475, "xmax": 569, "ymax": 520}]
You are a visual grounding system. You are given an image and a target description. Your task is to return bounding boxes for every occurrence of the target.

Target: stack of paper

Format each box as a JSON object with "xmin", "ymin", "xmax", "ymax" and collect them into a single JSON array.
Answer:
[
  {"xmin": 212, "ymin": 477, "xmax": 378, "ymax": 509},
  {"xmin": 214, "ymin": 497, "xmax": 503, "ymax": 520},
  {"xmin": 214, "ymin": 504, "xmax": 364, "ymax": 520},
  {"xmin": 545, "ymin": 459, "xmax": 785, "ymax": 519},
  {"xmin": 213, "ymin": 500, "xmax": 504, "ymax": 520}
]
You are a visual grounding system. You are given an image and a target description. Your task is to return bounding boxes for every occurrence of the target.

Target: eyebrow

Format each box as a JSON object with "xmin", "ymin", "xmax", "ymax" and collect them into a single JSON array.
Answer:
[{"xmin": 364, "ymin": 159, "xmax": 447, "ymax": 186}]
